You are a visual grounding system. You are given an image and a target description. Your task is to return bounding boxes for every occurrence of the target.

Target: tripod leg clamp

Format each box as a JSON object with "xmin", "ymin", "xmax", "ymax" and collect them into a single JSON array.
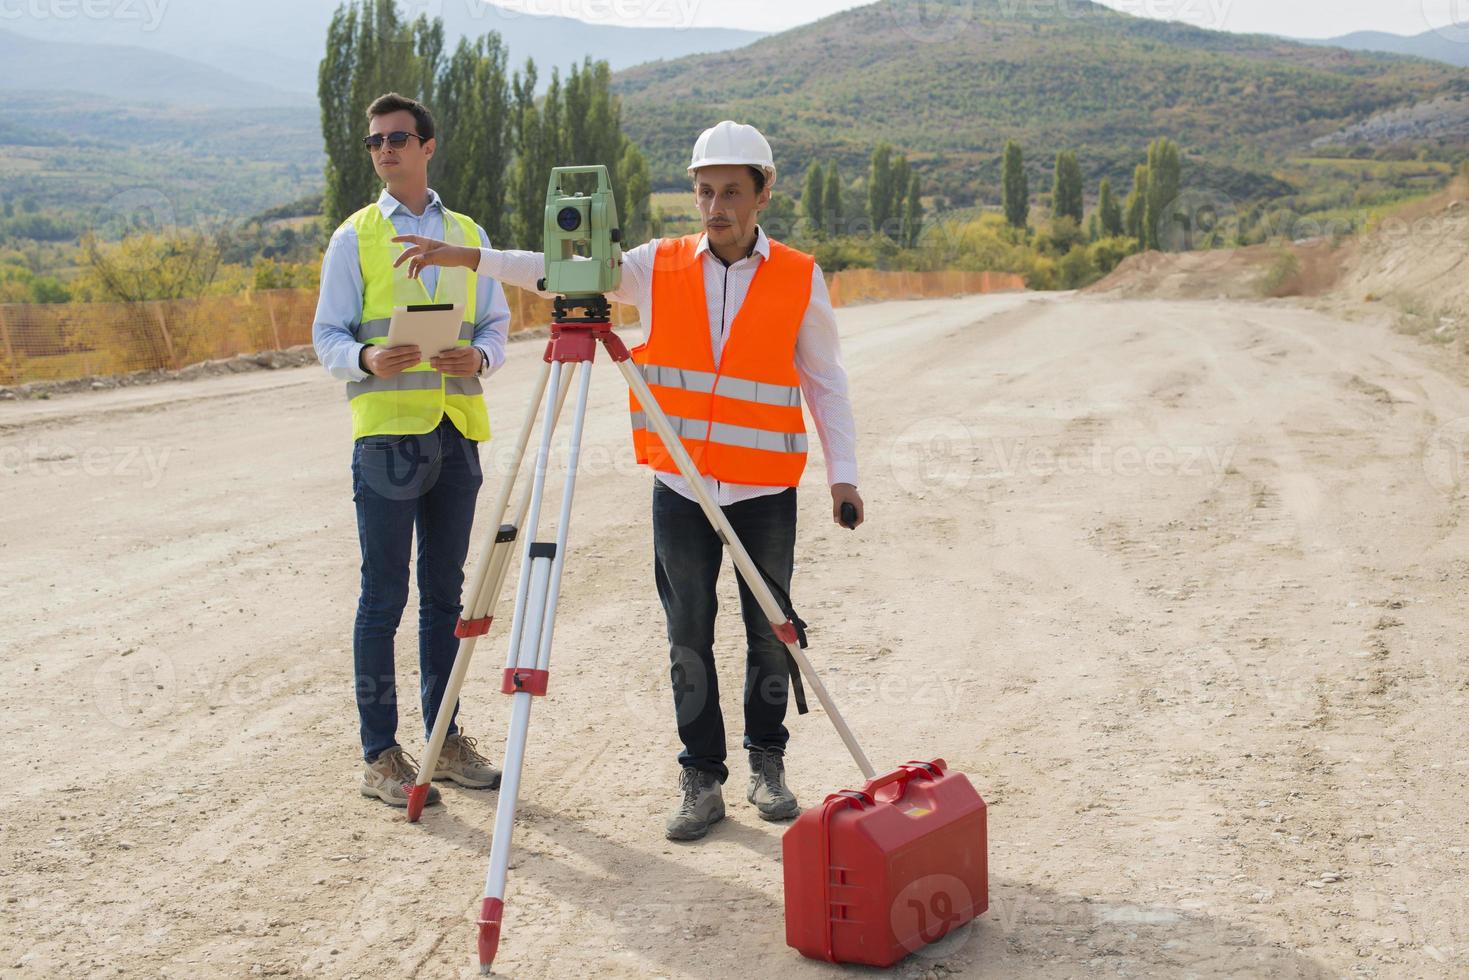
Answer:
[
  {"xmin": 501, "ymin": 668, "xmax": 549, "ymax": 696},
  {"xmin": 456, "ymin": 616, "xmax": 494, "ymax": 637}
]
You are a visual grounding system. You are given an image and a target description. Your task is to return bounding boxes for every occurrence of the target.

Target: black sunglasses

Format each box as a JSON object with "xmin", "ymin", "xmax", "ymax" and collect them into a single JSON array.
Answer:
[{"xmin": 362, "ymin": 131, "xmax": 426, "ymax": 152}]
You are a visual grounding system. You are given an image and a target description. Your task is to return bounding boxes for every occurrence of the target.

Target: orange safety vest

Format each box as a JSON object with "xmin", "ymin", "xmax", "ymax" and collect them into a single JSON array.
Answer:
[{"xmin": 629, "ymin": 233, "xmax": 814, "ymax": 487}]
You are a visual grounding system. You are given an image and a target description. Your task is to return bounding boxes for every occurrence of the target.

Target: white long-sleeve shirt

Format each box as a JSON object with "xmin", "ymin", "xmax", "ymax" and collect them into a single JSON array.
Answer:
[{"xmin": 475, "ymin": 227, "xmax": 858, "ymax": 506}]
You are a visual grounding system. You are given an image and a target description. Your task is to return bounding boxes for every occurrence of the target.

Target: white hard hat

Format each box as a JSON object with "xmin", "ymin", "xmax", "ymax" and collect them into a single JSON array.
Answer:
[{"xmin": 688, "ymin": 120, "xmax": 777, "ymax": 190}]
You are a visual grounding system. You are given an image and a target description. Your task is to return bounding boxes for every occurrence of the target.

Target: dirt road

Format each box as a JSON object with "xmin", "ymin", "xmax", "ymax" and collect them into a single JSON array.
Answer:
[{"xmin": 3, "ymin": 292, "xmax": 1467, "ymax": 978}]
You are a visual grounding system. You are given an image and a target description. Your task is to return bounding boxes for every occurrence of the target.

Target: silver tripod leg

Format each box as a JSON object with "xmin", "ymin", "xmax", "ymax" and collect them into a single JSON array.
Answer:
[
  {"xmin": 407, "ymin": 361, "xmax": 578, "ymax": 822},
  {"xmin": 476, "ymin": 359, "xmax": 595, "ymax": 973}
]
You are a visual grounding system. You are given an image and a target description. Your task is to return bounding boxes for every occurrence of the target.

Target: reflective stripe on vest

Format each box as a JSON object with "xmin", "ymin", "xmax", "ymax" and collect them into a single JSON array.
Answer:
[
  {"xmin": 629, "ymin": 411, "xmax": 809, "ymax": 454},
  {"xmin": 348, "ymin": 372, "xmax": 483, "ymax": 400},
  {"xmin": 638, "ymin": 364, "xmax": 802, "ymax": 408},
  {"xmin": 628, "ymin": 233, "xmax": 815, "ymax": 487},
  {"xmin": 342, "ymin": 202, "xmax": 491, "ymax": 442}
]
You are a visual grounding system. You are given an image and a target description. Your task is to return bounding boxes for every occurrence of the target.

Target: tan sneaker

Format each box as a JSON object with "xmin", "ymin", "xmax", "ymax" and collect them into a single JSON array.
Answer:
[
  {"xmin": 747, "ymin": 748, "xmax": 799, "ymax": 821},
  {"xmin": 360, "ymin": 746, "xmax": 441, "ymax": 808},
  {"xmin": 666, "ymin": 767, "xmax": 725, "ymax": 841},
  {"xmin": 433, "ymin": 732, "xmax": 502, "ymax": 789}
]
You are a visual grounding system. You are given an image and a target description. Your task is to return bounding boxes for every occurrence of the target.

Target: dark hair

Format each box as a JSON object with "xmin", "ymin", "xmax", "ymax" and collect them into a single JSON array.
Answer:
[
  {"xmin": 367, "ymin": 92, "xmax": 435, "ymax": 141},
  {"xmin": 691, "ymin": 165, "xmax": 767, "ymax": 194}
]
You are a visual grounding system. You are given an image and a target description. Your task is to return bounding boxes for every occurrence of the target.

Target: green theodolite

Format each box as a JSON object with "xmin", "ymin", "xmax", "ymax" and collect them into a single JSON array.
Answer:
[{"xmin": 538, "ymin": 165, "xmax": 623, "ymax": 304}]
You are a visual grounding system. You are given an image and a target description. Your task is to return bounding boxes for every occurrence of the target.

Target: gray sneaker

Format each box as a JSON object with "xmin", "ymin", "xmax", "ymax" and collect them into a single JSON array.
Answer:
[
  {"xmin": 433, "ymin": 731, "xmax": 502, "ymax": 789},
  {"xmin": 665, "ymin": 767, "xmax": 725, "ymax": 841},
  {"xmin": 747, "ymin": 748, "xmax": 799, "ymax": 821},
  {"xmin": 361, "ymin": 746, "xmax": 441, "ymax": 808}
]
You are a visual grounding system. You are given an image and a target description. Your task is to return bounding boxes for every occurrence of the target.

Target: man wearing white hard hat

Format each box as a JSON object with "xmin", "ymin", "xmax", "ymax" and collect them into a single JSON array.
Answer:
[{"xmin": 392, "ymin": 120, "xmax": 863, "ymax": 842}]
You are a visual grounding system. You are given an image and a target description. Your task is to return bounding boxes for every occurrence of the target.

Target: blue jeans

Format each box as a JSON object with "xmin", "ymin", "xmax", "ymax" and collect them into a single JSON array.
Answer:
[
  {"xmin": 351, "ymin": 416, "xmax": 483, "ymax": 762},
  {"xmin": 652, "ymin": 480, "xmax": 797, "ymax": 783}
]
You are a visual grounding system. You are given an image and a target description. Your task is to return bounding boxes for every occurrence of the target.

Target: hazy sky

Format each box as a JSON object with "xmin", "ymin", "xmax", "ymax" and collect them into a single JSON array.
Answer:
[{"xmin": 486, "ymin": 0, "xmax": 1469, "ymax": 39}]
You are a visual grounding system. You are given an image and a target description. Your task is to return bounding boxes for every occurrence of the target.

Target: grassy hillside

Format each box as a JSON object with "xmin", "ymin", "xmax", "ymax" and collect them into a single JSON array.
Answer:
[
  {"xmin": 614, "ymin": 0, "xmax": 1469, "ymax": 204},
  {"xmin": 0, "ymin": 95, "xmax": 321, "ymax": 240}
]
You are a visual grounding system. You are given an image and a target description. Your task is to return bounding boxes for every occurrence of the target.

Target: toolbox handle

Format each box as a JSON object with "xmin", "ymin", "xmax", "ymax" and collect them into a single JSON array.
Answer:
[{"xmin": 860, "ymin": 758, "xmax": 946, "ymax": 802}]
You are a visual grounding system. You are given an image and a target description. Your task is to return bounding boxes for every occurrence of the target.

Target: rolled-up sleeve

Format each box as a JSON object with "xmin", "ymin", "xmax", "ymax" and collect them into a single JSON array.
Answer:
[{"xmin": 311, "ymin": 224, "xmax": 369, "ymax": 382}]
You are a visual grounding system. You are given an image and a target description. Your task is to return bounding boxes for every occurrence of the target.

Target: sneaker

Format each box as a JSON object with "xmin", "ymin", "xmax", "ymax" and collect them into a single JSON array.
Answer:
[
  {"xmin": 433, "ymin": 732, "xmax": 502, "ymax": 789},
  {"xmin": 665, "ymin": 767, "xmax": 725, "ymax": 841},
  {"xmin": 361, "ymin": 746, "xmax": 441, "ymax": 808},
  {"xmin": 747, "ymin": 748, "xmax": 799, "ymax": 821}
]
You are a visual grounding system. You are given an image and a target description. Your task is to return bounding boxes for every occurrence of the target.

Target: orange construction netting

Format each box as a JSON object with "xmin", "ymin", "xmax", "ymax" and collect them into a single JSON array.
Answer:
[{"xmin": 0, "ymin": 270, "xmax": 1024, "ymax": 386}]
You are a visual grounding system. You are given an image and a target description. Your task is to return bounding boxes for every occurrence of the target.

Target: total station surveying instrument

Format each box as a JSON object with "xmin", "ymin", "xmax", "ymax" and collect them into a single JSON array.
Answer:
[{"xmin": 405, "ymin": 165, "xmax": 984, "ymax": 973}]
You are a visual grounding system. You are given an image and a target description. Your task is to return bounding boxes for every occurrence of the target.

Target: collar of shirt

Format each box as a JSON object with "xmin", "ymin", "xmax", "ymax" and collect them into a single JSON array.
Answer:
[
  {"xmin": 376, "ymin": 187, "xmax": 444, "ymax": 219},
  {"xmin": 695, "ymin": 225, "xmax": 770, "ymax": 266}
]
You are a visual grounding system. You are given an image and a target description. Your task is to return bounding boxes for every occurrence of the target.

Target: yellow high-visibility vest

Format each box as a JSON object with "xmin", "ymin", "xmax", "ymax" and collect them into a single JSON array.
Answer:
[{"xmin": 343, "ymin": 202, "xmax": 490, "ymax": 441}]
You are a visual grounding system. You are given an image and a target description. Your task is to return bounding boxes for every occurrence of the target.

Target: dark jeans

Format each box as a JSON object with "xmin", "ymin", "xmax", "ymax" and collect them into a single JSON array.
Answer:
[
  {"xmin": 652, "ymin": 480, "xmax": 797, "ymax": 783},
  {"xmin": 351, "ymin": 416, "xmax": 483, "ymax": 762}
]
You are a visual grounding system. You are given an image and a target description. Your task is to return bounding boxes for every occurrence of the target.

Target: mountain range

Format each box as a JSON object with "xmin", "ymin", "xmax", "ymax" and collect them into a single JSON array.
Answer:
[
  {"xmin": 6, "ymin": 0, "xmax": 1469, "ymax": 223},
  {"xmin": 0, "ymin": 0, "xmax": 766, "ymax": 102},
  {"xmin": 614, "ymin": 0, "xmax": 1469, "ymax": 203},
  {"xmin": 1299, "ymin": 25, "xmax": 1469, "ymax": 68}
]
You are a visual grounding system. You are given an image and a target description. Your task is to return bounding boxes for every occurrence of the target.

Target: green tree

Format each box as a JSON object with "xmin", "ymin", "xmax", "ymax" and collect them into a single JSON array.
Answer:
[
  {"xmin": 1052, "ymin": 150, "xmax": 1083, "ymax": 225},
  {"xmin": 0, "ymin": 263, "xmax": 70, "ymax": 303},
  {"xmin": 901, "ymin": 172, "xmax": 924, "ymax": 248},
  {"xmin": 1002, "ymin": 141, "xmax": 1028, "ymax": 230},
  {"xmin": 762, "ymin": 191, "xmax": 798, "ymax": 241},
  {"xmin": 319, "ymin": 0, "xmax": 441, "ymax": 226},
  {"xmin": 618, "ymin": 141, "xmax": 657, "ymax": 245},
  {"xmin": 1098, "ymin": 176, "xmax": 1123, "ymax": 237},
  {"xmin": 889, "ymin": 154, "xmax": 910, "ymax": 240},
  {"xmin": 434, "ymin": 34, "xmax": 511, "ymax": 244},
  {"xmin": 802, "ymin": 161, "xmax": 826, "ymax": 236},
  {"xmin": 507, "ymin": 58, "xmax": 655, "ymax": 249},
  {"xmin": 868, "ymin": 145, "xmax": 913, "ymax": 242},
  {"xmin": 1123, "ymin": 163, "xmax": 1148, "ymax": 244},
  {"xmin": 822, "ymin": 160, "xmax": 843, "ymax": 235},
  {"xmin": 80, "ymin": 231, "xmax": 221, "ymax": 302},
  {"xmin": 509, "ymin": 61, "xmax": 555, "ymax": 250},
  {"xmin": 869, "ymin": 143, "xmax": 894, "ymax": 235},
  {"xmin": 1143, "ymin": 138, "xmax": 1182, "ymax": 251},
  {"xmin": 1057, "ymin": 243, "xmax": 1098, "ymax": 289}
]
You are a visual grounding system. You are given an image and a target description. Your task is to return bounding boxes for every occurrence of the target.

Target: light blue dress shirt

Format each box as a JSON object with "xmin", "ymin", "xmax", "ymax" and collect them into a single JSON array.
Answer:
[{"xmin": 312, "ymin": 188, "xmax": 510, "ymax": 383}]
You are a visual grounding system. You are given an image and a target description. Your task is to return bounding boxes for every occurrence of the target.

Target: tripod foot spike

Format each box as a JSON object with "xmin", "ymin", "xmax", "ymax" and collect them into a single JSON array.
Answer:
[
  {"xmin": 405, "ymin": 783, "xmax": 431, "ymax": 823},
  {"xmin": 477, "ymin": 897, "xmax": 504, "ymax": 973}
]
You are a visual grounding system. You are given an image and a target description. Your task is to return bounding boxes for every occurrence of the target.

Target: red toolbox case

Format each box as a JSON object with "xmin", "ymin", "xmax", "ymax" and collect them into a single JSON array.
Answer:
[{"xmin": 782, "ymin": 759, "xmax": 987, "ymax": 965}]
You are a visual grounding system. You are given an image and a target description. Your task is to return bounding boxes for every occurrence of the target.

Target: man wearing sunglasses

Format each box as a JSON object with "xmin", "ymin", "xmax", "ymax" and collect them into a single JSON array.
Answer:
[{"xmin": 312, "ymin": 92, "xmax": 507, "ymax": 808}]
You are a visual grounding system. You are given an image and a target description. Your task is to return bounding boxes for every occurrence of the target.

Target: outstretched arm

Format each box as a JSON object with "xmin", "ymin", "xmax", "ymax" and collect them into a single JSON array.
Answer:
[{"xmin": 391, "ymin": 233, "xmax": 652, "ymax": 308}]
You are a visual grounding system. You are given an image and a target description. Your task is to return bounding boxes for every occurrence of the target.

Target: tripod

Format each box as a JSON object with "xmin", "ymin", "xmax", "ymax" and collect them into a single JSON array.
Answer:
[{"xmin": 405, "ymin": 297, "xmax": 875, "ymax": 974}]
